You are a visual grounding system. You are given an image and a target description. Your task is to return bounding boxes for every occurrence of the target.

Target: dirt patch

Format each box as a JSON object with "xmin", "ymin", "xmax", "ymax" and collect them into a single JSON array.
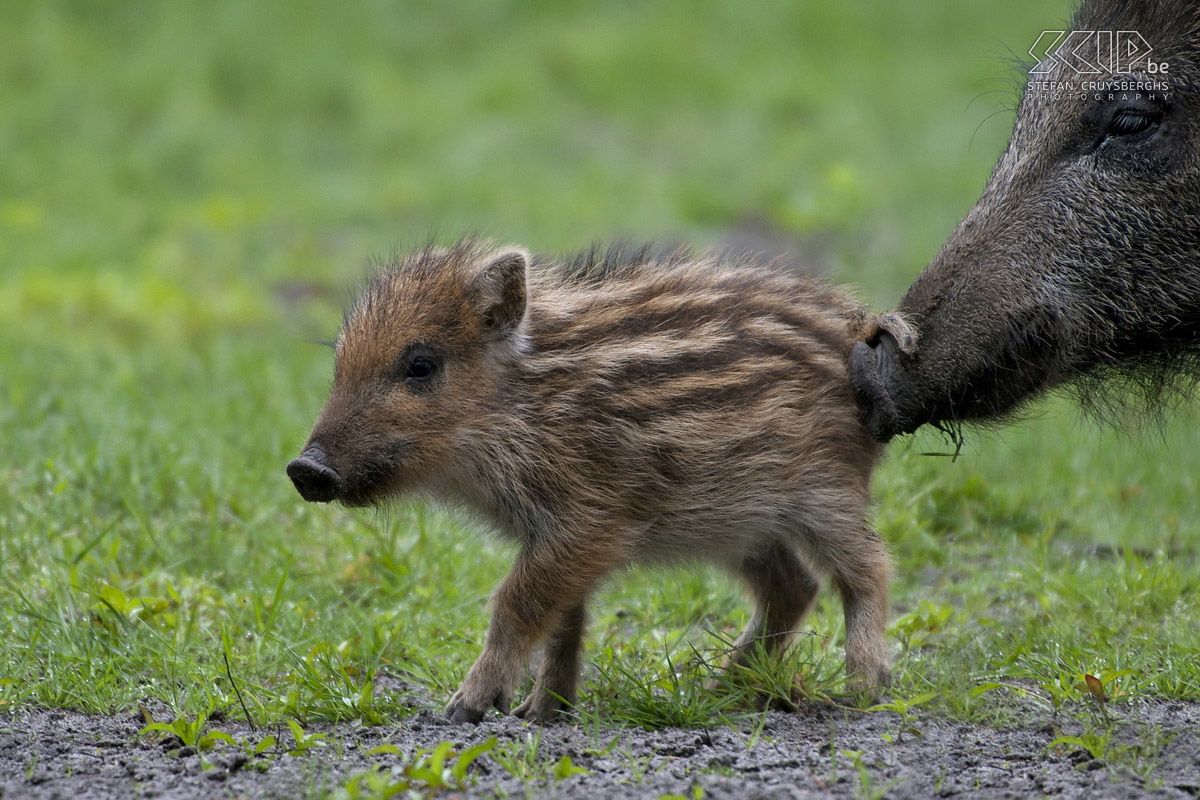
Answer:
[{"xmin": 2, "ymin": 700, "xmax": 1198, "ymax": 799}]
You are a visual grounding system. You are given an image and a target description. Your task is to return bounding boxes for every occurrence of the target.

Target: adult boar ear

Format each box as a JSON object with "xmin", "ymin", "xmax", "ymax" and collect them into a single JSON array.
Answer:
[
  {"xmin": 469, "ymin": 248, "xmax": 529, "ymax": 339},
  {"xmin": 861, "ymin": 312, "xmax": 918, "ymax": 355}
]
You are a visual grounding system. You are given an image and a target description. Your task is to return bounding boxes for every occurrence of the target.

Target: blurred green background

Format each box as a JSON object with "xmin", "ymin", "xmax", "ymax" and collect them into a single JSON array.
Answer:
[
  {"xmin": 2, "ymin": 0, "xmax": 1056, "ymax": 319},
  {"xmin": 3, "ymin": 0, "xmax": 1198, "ymax": 725}
]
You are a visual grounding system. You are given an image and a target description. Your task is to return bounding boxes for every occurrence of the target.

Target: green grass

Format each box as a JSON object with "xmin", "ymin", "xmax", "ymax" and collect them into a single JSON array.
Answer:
[{"xmin": 2, "ymin": 0, "xmax": 1199, "ymax": 792}]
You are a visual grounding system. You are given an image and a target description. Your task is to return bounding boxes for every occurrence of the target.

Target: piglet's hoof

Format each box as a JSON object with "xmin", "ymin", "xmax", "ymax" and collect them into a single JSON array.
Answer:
[
  {"xmin": 512, "ymin": 691, "xmax": 571, "ymax": 725},
  {"xmin": 446, "ymin": 703, "xmax": 486, "ymax": 725},
  {"xmin": 445, "ymin": 684, "xmax": 511, "ymax": 724}
]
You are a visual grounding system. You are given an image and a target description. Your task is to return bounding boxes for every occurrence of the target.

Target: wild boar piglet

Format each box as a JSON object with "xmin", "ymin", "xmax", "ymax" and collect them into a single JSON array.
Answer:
[{"xmin": 288, "ymin": 240, "xmax": 890, "ymax": 723}]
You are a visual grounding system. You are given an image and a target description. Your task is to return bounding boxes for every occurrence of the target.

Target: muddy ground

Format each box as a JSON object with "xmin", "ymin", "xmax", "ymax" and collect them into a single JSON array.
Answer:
[{"xmin": 2, "ymin": 698, "xmax": 1198, "ymax": 799}]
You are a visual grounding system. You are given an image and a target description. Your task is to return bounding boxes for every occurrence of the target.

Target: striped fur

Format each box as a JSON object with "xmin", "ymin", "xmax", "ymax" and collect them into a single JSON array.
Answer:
[{"xmin": 298, "ymin": 239, "xmax": 890, "ymax": 723}]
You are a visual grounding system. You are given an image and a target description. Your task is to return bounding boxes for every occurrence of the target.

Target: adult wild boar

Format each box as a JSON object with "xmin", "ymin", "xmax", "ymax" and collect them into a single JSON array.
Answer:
[{"xmin": 851, "ymin": 0, "xmax": 1200, "ymax": 441}]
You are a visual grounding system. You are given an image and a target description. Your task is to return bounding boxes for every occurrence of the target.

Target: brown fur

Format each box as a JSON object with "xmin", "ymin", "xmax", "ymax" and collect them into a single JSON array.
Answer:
[{"xmin": 289, "ymin": 240, "xmax": 889, "ymax": 723}]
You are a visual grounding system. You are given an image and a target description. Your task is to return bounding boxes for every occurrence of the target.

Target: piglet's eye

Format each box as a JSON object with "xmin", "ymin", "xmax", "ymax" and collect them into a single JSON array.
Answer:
[
  {"xmin": 406, "ymin": 357, "xmax": 436, "ymax": 381},
  {"xmin": 395, "ymin": 344, "xmax": 440, "ymax": 391}
]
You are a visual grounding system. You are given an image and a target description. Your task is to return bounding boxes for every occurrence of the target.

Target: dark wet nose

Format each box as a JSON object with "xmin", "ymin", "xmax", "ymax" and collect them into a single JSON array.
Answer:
[
  {"xmin": 287, "ymin": 445, "xmax": 344, "ymax": 503},
  {"xmin": 849, "ymin": 332, "xmax": 903, "ymax": 443}
]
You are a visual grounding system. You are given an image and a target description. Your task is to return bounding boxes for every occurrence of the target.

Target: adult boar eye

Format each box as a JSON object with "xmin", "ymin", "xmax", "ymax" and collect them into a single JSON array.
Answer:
[{"xmin": 1104, "ymin": 109, "xmax": 1159, "ymax": 143}]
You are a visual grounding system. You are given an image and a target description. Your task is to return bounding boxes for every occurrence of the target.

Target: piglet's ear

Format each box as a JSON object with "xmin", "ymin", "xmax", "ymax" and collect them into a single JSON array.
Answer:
[{"xmin": 468, "ymin": 248, "xmax": 528, "ymax": 338}]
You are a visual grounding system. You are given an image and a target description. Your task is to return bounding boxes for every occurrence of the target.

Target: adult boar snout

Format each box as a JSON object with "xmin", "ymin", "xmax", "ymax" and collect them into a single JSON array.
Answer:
[
  {"xmin": 287, "ymin": 444, "xmax": 344, "ymax": 503},
  {"xmin": 850, "ymin": 332, "xmax": 907, "ymax": 443}
]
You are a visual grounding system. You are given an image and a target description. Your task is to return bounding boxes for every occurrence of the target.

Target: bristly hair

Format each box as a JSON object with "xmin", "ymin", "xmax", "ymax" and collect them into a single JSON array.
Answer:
[
  {"xmin": 952, "ymin": 343, "xmax": 1200, "ymax": 441},
  {"xmin": 352, "ymin": 238, "xmax": 809, "ymax": 302},
  {"xmin": 540, "ymin": 241, "xmax": 700, "ymax": 287},
  {"xmin": 345, "ymin": 237, "xmax": 489, "ymax": 330},
  {"xmin": 1072, "ymin": 0, "xmax": 1200, "ymax": 50},
  {"xmin": 536, "ymin": 240, "xmax": 812, "ymax": 290},
  {"xmin": 1071, "ymin": 348, "xmax": 1200, "ymax": 431}
]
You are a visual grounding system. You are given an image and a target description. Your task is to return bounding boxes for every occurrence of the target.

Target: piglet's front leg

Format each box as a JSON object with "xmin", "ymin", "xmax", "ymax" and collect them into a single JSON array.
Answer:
[
  {"xmin": 446, "ymin": 540, "xmax": 618, "ymax": 724},
  {"xmin": 513, "ymin": 600, "xmax": 589, "ymax": 723}
]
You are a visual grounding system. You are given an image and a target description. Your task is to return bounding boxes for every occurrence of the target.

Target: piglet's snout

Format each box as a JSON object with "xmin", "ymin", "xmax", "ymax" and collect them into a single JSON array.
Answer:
[{"xmin": 287, "ymin": 444, "xmax": 343, "ymax": 503}]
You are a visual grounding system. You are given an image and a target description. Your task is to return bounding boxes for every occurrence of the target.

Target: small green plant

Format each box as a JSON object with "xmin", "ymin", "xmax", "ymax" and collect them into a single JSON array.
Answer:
[
  {"xmin": 1050, "ymin": 729, "xmax": 1111, "ymax": 762},
  {"xmin": 825, "ymin": 723, "xmax": 840, "ymax": 784},
  {"xmin": 248, "ymin": 733, "xmax": 279, "ymax": 762},
  {"xmin": 619, "ymin": 751, "xmax": 661, "ymax": 785},
  {"xmin": 577, "ymin": 703, "xmax": 621, "ymax": 757},
  {"xmin": 139, "ymin": 706, "xmax": 279, "ymax": 768},
  {"xmin": 1118, "ymin": 725, "xmax": 1175, "ymax": 783},
  {"xmin": 492, "ymin": 729, "xmax": 544, "ymax": 782},
  {"xmin": 139, "ymin": 709, "xmax": 235, "ymax": 754},
  {"xmin": 1039, "ymin": 671, "xmax": 1078, "ymax": 717},
  {"xmin": 286, "ymin": 719, "xmax": 328, "ymax": 755},
  {"xmin": 1037, "ymin": 667, "xmax": 1135, "ymax": 721},
  {"xmin": 870, "ymin": 692, "xmax": 936, "ymax": 742},
  {"xmin": 743, "ymin": 709, "xmax": 769, "ymax": 749},
  {"xmin": 840, "ymin": 749, "xmax": 898, "ymax": 800},
  {"xmin": 491, "ymin": 734, "xmax": 588, "ymax": 784},
  {"xmin": 659, "ymin": 784, "xmax": 705, "ymax": 800},
  {"xmin": 551, "ymin": 755, "xmax": 590, "ymax": 781},
  {"xmin": 339, "ymin": 738, "xmax": 496, "ymax": 798}
]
